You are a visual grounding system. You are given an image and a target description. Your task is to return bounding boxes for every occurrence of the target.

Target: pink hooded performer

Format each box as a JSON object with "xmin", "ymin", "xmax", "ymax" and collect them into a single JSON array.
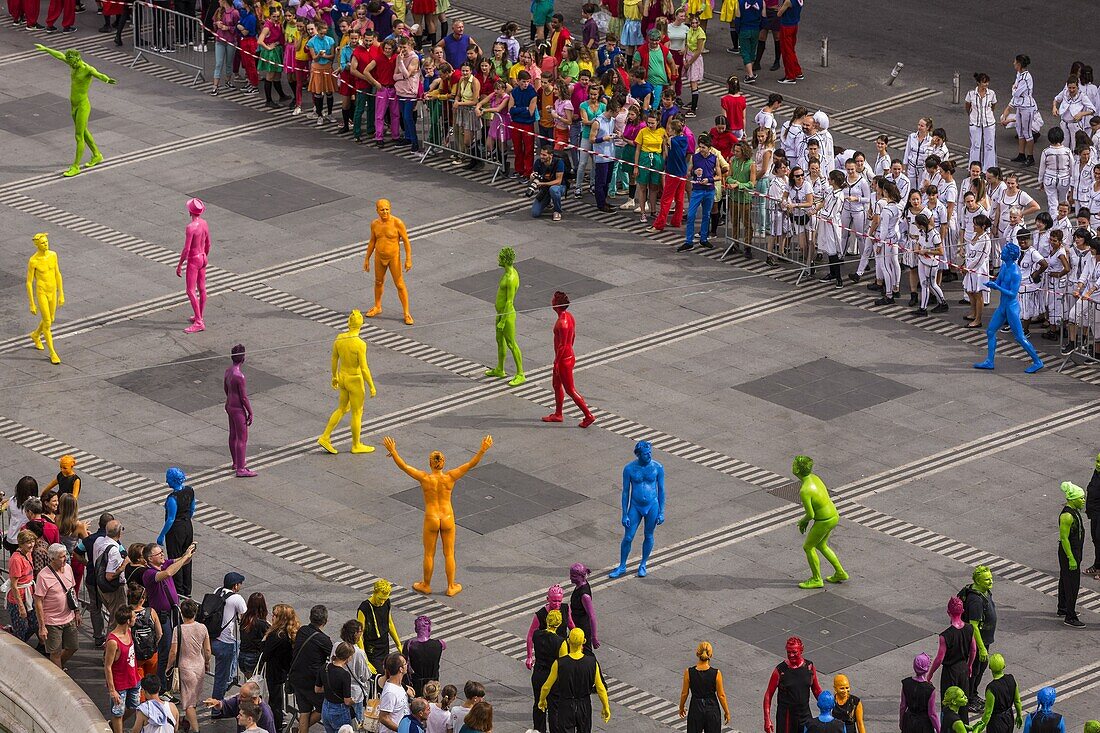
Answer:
[
  {"xmin": 525, "ymin": 584, "xmax": 574, "ymax": 670},
  {"xmin": 225, "ymin": 344, "xmax": 256, "ymax": 477},
  {"xmin": 177, "ymin": 197, "xmax": 210, "ymax": 333}
]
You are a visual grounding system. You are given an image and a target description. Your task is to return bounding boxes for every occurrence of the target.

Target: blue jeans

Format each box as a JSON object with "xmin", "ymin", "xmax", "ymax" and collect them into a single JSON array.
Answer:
[
  {"xmin": 686, "ymin": 188, "xmax": 716, "ymax": 245},
  {"xmin": 399, "ymin": 98, "xmax": 419, "ymax": 150},
  {"xmin": 321, "ymin": 699, "xmax": 353, "ymax": 733},
  {"xmin": 532, "ymin": 185, "xmax": 565, "ymax": 217},
  {"xmin": 155, "ymin": 607, "xmax": 175, "ymax": 689},
  {"xmin": 214, "ymin": 40, "xmax": 235, "ymax": 82},
  {"xmin": 594, "ymin": 162, "xmax": 612, "ymax": 208},
  {"xmin": 211, "ymin": 638, "xmax": 239, "ymax": 700},
  {"xmin": 568, "ymin": 120, "xmax": 581, "ymax": 170}
]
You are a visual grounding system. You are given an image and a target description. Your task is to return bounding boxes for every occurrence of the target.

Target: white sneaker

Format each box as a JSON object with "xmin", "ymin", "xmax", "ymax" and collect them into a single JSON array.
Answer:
[
  {"xmin": 292, "ymin": 106, "xmax": 301, "ymax": 115},
  {"xmin": 634, "ymin": 206, "xmax": 642, "ymax": 214},
  {"xmin": 323, "ymin": 114, "xmax": 334, "ymax": 122},
  {"xmin": 306, "ymin": 110, "xmax": 317, "ymax": 118},
  {"xmin": 316, "ymin": 116, "xmax": 324, "ymax": 126},
  {"xmin": 618, "ymin": 198, "xmax": 636, "ymax": 210}
]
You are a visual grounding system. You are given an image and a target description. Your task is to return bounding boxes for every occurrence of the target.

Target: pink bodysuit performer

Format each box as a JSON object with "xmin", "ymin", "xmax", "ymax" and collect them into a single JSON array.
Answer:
[
  {"xmin": 525, "ymin": 584, "xmax": 574, "ymax": 670},
  {"xmin": 225, "ymin": 344, "xmax": 257, "ymax": 478},
  {"xmin": 177, "ymin": 197, "xmax": 210, "ymax": 333}
]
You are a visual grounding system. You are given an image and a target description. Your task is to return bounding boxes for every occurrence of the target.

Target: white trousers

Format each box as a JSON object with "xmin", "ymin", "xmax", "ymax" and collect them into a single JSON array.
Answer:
[
  {"xmin": 968, "ymin": 124, "xmax": 997, "ymax": 169},
  {"xmin": 918, "ymin": 260, "xmax": 945, "ymax": 308}
]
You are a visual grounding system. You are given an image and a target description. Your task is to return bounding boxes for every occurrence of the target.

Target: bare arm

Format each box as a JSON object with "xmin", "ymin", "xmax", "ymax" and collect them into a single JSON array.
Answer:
[
  {"xmin": 33, "ymin": 44, "xmax": 67, "ymax": 61},
  {"xmin": 397, "ymin": 220, "xmax": 412, "ymax": 269},
  {"xmin": 447, "ymin": 435, "xmax": 493, "ymax": 480},
  {"xmin": 381, "ymin": 438, "xmax": 428, "ymax": 481},
  {"xmin": 357, "ymin": 341, "xmax": 376, "ymax": 397}
]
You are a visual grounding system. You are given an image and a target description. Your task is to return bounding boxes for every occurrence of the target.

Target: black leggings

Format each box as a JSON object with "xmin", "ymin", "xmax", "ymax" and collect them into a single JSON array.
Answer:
[{"xmin": 687, "ymin": 697, "xmax": 722, "ymax": 733}]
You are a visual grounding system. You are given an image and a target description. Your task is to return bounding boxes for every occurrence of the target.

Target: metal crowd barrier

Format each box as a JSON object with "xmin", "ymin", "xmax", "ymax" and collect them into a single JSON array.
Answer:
[
  {"xmin": 131, "ymin": 0, "xmax": 208, "ymax": 84},
  {"xmin": 1058, "ymin": 289, "xmax": 1100, "ymax": 370},
  {"xmin": 417, "ymin": 98, "xmax": 506, "ymax": 183},
  {"xmin": 722, "ymin": 189, "xmax": 819, "ymax": 283}
]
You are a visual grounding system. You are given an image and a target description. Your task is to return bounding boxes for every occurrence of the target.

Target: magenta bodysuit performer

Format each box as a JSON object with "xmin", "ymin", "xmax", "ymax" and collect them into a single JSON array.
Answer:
[
  {"xmin": 177, "ymin": 197, "xmax": 211, "ymax": 333},
  {"xmin": 541, "ymin": 291, "xmax": 596, "ymax": 428},
  {"xmin": 225, "ymin": 344, "xmax": 257, "ymax": 477}
]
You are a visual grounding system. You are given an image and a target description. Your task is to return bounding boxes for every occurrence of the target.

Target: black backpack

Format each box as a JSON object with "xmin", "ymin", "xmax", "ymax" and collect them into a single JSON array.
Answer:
[
  {"xmin": 957, "ymin": 584, "xmax": 988, "ymax": 625},
  {"xmin": 132, "ymin": 607, "xmax": 157, "ymax": 661},
  {"xmin": 95, "ymin": 543, "xmax": 123, "ymax": 594},
  {"xmin": 198, "ymin": 588, "xmax": 234, "ymax": 640}
]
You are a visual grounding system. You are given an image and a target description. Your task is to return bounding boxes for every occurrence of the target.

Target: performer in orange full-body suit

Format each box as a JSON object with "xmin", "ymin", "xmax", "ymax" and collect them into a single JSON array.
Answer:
[
  {"xmin": 382, "ymin": 434, "xmax": 493, "ymax": 596},
  {"xmin": 364, "ymin": 198, "xmax": 414, "ymax": 325}
]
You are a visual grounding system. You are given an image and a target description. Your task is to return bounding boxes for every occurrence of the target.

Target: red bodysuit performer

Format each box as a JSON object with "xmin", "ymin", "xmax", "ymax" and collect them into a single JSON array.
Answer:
[
  {"xmin": 541, "ymin": 291, "xmax": 596, "ymax": 428},
  {"xmin": 764, "ymin": 636, "xmax": 822, "ymax": 733}
]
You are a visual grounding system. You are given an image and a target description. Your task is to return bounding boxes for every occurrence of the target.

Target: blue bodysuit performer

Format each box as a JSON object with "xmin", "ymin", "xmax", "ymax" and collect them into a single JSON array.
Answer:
[
  {"xmin": 609, "ymin": 441, "xmax": 666, "ymax": 578},
  {"xmin": 806, "ymin": 691, "xmax": 845, "ymax": 733},
  {"xmin": 1022, "ymin": 688, "xmax": 1065, "ymax": 733},
  {"xmin": 157, "ymin": 467, "xmax": 196, "ymax": 597},
  {"xmin": 973, "ymin": 242, "xmax": 1044, "ymax": 373}
]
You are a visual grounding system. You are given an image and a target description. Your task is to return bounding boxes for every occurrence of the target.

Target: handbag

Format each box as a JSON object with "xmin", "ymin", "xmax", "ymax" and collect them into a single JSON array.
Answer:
[
  {"xmin": 249, "ymin": 651, "xmax": 269, "ymax": 701},
  {"xmin": 47, "ymin": 566, "xmax": 78, "ymax": 612}
]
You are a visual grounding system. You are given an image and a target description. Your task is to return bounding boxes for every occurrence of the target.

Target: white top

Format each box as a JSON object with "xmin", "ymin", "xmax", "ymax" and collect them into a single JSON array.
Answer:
[
  {"xmin": 380, "ymin": 681, "xmax": 411, "ymax": 724},
  {"xmin": 872, "ymin": 153, "xmax": 891, "ymax": 176},
  {"xmin": 961, "ymin": 204, "xmax": 990, "ymax": 241},
  {"xmin": 916, "ymin": 228, "xmax": 943, "ymax": 267},
  {"xmin": 218, "ymin": 591, "xmax": 247, "ymax": 644},
  {"xmin": 878, "ymin": 201, "xmax": 903, "ymax": 243},
  {"xmin": 1058, "ymin": 92, "xmax": 1095, "ymax": 125},
  {"xmin": 885, "ymin": 172, "xmax": 911, "ymax": 201},
  {"xmin": 1039, "ymin": 145, "xmax": 1074, "ymax": 184},
  {"xmin": 755, "ymin": 108, "xmax": 777, "ymax": 132},
  {"xmin": 447, "ymin": 705, "xmax": 473, "ymax": 733},
  {"xmin": 1018, "ymin": 247, "xmax": 1044, "ymax": 291},
  {"xmin": 426, "ymin": 703, "xmax": 450, "ymax": 733},
  {"xmin": 93, "ymin": 536, "xmax": 125, "ymax": 575},
  {"xmin": 812, "ymin": 129, "xmax": 835, "ymax": 173},
  {"xmin": 4, "ymin": 503, "xmax": 28, "ymax": 543},
  {"xmin": 1086, "ymin": 184, "xmax": 1100, "ymax": 227},
  {"xmin": 966, "ymin": 232, "xmax": 992, "ymax": 276},
  {"xmin": 1010, "ymin": 70, "xmax": 1035, "ymax": 108},
  {"xmin": 780, "ymin": 121, "xmax": 807, "ymax": 169},
  {"xmin": 665, "ymin": 22, "xmax": 688, "ymax": 51},
  {"xmin": 841, "ymin": 175, "xmax": 871, "ymax": 212},
  {"xmin": 903, "ymin": 132, "xmax": 931, "ymax": 171},
  {"xmin": 966, "ymin": 87, "xmax": 998, "ymax": 127}
]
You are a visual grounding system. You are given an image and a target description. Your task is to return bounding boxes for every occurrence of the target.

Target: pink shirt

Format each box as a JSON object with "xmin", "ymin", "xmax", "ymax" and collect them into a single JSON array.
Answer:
[
  {"xmin": 7, "ymin": 551, "xmax": 32, "ymax": 606},
  {"xmin": 33, "ymin": 563, "xmax": 76, "ymax": 626}
]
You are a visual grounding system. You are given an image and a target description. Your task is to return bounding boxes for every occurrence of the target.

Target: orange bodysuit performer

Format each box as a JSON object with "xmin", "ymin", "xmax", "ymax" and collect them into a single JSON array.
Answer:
[
  {"xmin": 382, "ymin": 434, "xmax": 493, "ymax": 596},
  {"xmin": 26, "ymin": 233, "xmax": 64, "ymax": 365},
  {"xmin": 318, "ymin": 309, "xmax": 377, "ymax": 454},
  {"xmin": 364, "ymin": 198, "xmax": 414, "ymax": 325}
]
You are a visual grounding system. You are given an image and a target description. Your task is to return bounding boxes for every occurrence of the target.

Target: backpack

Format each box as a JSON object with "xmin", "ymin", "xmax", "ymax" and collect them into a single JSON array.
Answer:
[
  {"xmin": 198, "ymin": 588, "xmax": 234, "ymax": 641},
  {"xmin": 95, "ymin": 543, "xmax": 123, "ymax": 594},
  {"xmin": 957, "ymin": 584, "xmax": 988, "ymax": 625},
  {"xmin": 133, "ymin": 607, "xmax": 158, "ymax": 661}
]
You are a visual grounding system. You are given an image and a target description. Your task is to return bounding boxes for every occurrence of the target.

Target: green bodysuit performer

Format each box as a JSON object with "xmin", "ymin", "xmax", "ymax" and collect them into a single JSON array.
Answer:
[
  {"xmin": 33, "ymin": 44, "xmax": 116, "ymax": 178},
  {"xmin": 794, "ymin": 456, "xmax": 848, "ymax": 589},
  {"xmin": 485, "ymin": 246, "xmax": 525, "ymax": 387}
]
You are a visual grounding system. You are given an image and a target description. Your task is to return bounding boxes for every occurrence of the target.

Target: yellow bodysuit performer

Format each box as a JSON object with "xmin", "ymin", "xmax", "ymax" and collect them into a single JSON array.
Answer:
[
  {"xmin": 318, "ymin": 309, "xmax": 377, "ymax": 455},
  {"xmin": 382, "ymin": 434, "xmax": 493, "ymax": 596},
  {"xmin": 26, "ymin": 233, "xmax": 64, "ymax": 365},
  {"xmin": 364, "ymin": 199, "xmax": 414, "ymax": 325}
]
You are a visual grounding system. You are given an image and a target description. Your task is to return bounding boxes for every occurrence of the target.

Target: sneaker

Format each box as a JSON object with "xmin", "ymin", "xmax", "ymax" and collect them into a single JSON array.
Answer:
[
  {"xmin": 865, "ymin": 283, "xmax": 880, "ymax": 291},
  {"xmin": 292, "ymin": 105, "xmax": 301, "ymax": 115},
  {"xmin": 848, "ymin": 272, "xmax": 861, "ymax": 284},
  {"xmin": 316, "ymin": 116, "xmax": 324, "ymax": 126},
  {"xmin": 931, "ymin": 302, "xmax": 949, "ymax": 313},
  {"xmin": 684, "ymin": 110, "xmax": 697, "ymax": 118},
  {"xmin": 770, "ymin": 60, "xmax": 781, "ymax": 71},
  {"xmin": 45, "ymin": 24, "xmax": 57, "ymax": 31},
  {"xmin": 552, "ymin": 212, "xmax": 561, "ymax": 221},
  {"xmin": 243, "ymin": 85, "xmax": 256, "ymax": 94},
  {"xmin": 26, "ymin": 22, "xmax": 43, "ymax": 28},
  {"xmin": 618, "ymin": 198, "xmax": 636, "ymax": 210},
  {"xmin": 700, "ymin": 240, "xmax": 713, "ymax": 249},
  {"xmin": 778, "ymin": 78, "xmax": 797, "ymax": 85},
  {"xmin": 744, "ymin": 75, "xmax": 758, "ymax": 84},
  {"xmin": 375, "ymin": 139, "xmax": 385, "ymax": 148},
  {"xmin": 1010, "ymin": 153, "xmax": 1027, "ymax": 163},
  {"xmin": 323, "ymin": 114, "xmax": 334, "ymax": 122},
  {"xmin": 1061, "ymin": 341, "xmax": 1075, "ymax": 354},
  {"xmin": 677, "ymin": 243, "xmax": 695, "ymax": 252},
  {"xmin": 573, "ymin": 189, "xmax": 581, "ymax": 199},
  {"xmin": 224, "ymin": 79, "xmax": 236, "ymax": 89},
  {"xmin": 834, "ymin": 280, "xmax": 844, "ymax": 289},
  {"xmin": 795, "ymin": 74, "xmax": 805, "ymax": 80},
  {"xmin": 208, "ymin": 87, "xmax": 219, "ymax": 96},
  {"xmin": 162, "ymin": 45, "xmax": 175, "ymax": 53},
  {"xmin": 873, "ymin": 296, "xmax": 895, "ymax": 306},
  {"xmin": 192, "ymin": 43, "xmax": 206, "ymax": 51},
  {"xmin": 1064, "ymin": 617, "xmax": 1085, "ymax": 628},
  {"xmin": 1025, "ymin": 155, "xmax": 1035, "ymax": 166},
  {"xmin": 305, "ymin": 109, "xmax": 317, "ymax": 118},
  {"xmin": 726, "ymin": 45, "xmax": 740, "ymax": 53}
]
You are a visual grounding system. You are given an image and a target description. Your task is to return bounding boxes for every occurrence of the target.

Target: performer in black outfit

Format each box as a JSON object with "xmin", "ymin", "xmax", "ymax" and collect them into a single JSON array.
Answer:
[
  {"xmin": 899, "ymin": 653, "xmax": 938, "ymax": 733},
  {"xmin": 531, "ymin": 609, "xmax": 566, "ymax": 733},
  {"xmin": 976, "ymin": 654, "xmax": 1022, "ymax": 733},
  {"xmin": 401, "ymin": 615, "xmax": 445, "ymax": 697},
  {"xmin": 928, "ymin": 596, "xmax": 976, "ymax": 718},
  {"xmin": 537, "ymin": 628, "xmax": 611, "ymax": 733},
  {"xmin": 763, "ymin": 637, "xmax": 821, "ymax": 733},
  {"xmin": 678, "ymin": 642, "xmax": 731, "ymax": 733},
  {"xmin": 805, "ymin": 691, "xmax": 846, "ymax": 733},
  {"xmin": 356, "ymin": 579, "xmax": 400, "ymax": 674},
  {"xmin": 830, "ymin": 674, "xmax": 865, "ymax": 733},
  {"xmin": 568, "ymin": 563, "xmax": 599, "ymax": 653},
  {"xmin": 1057, "ymin": 481, "xmax": 1087, "ymax": 628}
]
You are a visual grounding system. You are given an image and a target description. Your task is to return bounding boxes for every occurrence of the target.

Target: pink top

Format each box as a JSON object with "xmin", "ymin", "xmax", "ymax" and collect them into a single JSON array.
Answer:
[
  {"xmin": 6, "ymin": 551, "xmax": 32, "ymax": 606},
  {"xmin": 214, "ymin": 7, "xmax": 240, "ymax": 44},
  {"xmin": 394, "ymin": 50, "xmax": 421, "ymax": 98},
  {"xmin": 33, "ymin": 563, "xmax": 76, "ymax": 626}
]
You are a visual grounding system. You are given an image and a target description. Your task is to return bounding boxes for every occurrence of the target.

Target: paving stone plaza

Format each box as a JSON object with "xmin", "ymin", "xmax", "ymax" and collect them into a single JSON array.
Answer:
[{"xmin": 1, "ymin": 2, "xmax": 1098, "ymax": 731}]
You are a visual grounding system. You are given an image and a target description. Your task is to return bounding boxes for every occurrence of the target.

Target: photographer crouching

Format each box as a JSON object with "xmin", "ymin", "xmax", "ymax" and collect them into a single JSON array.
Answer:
[{"xmin": 529, "ymin": 146, "xmax": 567, "ymax": 221}]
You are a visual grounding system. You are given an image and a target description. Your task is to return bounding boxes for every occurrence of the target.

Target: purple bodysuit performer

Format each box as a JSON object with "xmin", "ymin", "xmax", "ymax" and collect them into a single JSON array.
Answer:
[
  {"xmin": 177, "ymin": 197, "xmax": 210, "ymax": 333},
  {"xmin": 225, "ymin": 344, "xmax": 256, "ymax": 477}
]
